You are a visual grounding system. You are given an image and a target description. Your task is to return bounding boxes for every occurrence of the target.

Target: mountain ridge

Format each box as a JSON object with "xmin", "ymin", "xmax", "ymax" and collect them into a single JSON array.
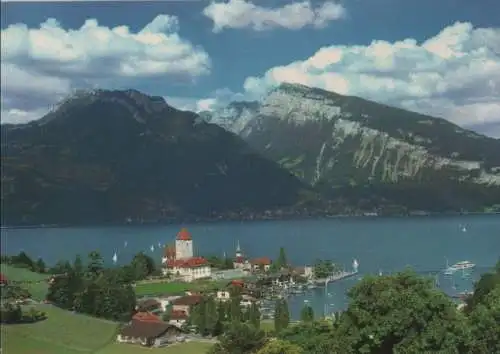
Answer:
[
  {"xmin": 1, "ymin": 89, "xmax": 314, "ymax": 226},
  {"xmin": 204, "ymin": 83, "xmax": 500, "ymax": 213}
]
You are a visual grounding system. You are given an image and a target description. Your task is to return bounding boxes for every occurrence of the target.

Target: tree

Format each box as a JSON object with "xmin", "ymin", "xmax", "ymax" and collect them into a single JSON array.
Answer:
[
  {"xmin": 130, "ymin": 252, "xmax": 156, "ymax": 280},
  {"xmin": 335, "ymin": 270, "xmax": 471, "ymax": 353},
  {"xmin": 11, "ymin": 251, "xmax": 35, "ymax": 271},
  {"xmin": 35, "ymin": 258, "xmax": 46, "ymax": 273},
  {"xmin": 229, "ymin": 286, "xmax": 243, "ymax": 323},
  {"xmin": 49, "ymin": 260, "xmax": 72, "ymax": 275},
  {"xmin": 256, "ymin": 339, "xmax": 304, "ymax": 354},
  {"xmin": 209, "ymin": 322, "xmax": 266, "ymax": 354},
  {"xmin": 248, "ymin": 302, "xmax": 261, "ymax": 329},
  {"xmin": 465, "ymin": 268, "xmax": 500, "ymax": 313},
  {"xmin": 300, "ymin": 304, "xmax": 314, "ymax": 323},
  {"xmin": 274, "ymin": 299, "xmax": 290, "ymax": 333},
  {"xmin": 467, "ymin": 285, "xmax": 500, "ymax": 354},
  {"xmin": 277, "ymin": 247, "xmax": 287, "ymax": 269},
  {"xmin": 279, "ymin": 320, "xmax": 338, "ymax": 354},
  {"xmin": 313, "ymin": 260, "xmax": 335, "ymax": 279},
  {"xmin": 73, "ymin": 255, "xmax": 84, "ymax": 275},
  {"xmin": 87, "ymin": 251, "xmax": 104, "ymax": 279}
]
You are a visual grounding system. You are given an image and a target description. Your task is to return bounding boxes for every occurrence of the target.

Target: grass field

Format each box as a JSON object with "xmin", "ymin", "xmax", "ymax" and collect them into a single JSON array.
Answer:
[
  {"xmin": 2, "ymin": 305, "xmax": 212, "ymax": 354},
  {"xmin": 135, "ymin": 279, "xmax": 228, "ymax": 296},
  {"xmin": 1, "ymin": 304, "xmax": 118, "ymax": 354},
  {"xmin": 97, "ymin": 342, "xmax": 213, "ymax": 354},
  {"xmin": 1, "ymin": 264, "xmax": 50, "ymax": 300}
]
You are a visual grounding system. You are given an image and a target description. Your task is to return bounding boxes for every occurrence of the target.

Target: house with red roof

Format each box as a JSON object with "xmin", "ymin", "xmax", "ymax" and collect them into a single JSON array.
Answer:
[
  {"xmin": 250, "ymin": 257, "xmax": 272, "ymax": 272},
  {"xmin": 0, "ymin": 273, "xmax": 8, "ymax": 286},
  {"xmin": 161, "ymin": 228, "xmax": 211, "ymax": 282}
]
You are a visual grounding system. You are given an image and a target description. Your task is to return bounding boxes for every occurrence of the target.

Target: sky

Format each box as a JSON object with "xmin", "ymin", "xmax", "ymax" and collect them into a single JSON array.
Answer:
[{"xmin": 1, "ymin": 0, "xmax": 500, "ymax": 137}]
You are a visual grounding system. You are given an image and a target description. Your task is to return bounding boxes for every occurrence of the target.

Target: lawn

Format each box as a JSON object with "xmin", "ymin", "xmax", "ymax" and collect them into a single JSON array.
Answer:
[
  {"xmin": 97, "ymin": 341, "xmax": 213, "ymax": 354},
  {"xmin": 1, "ymin": 304, "xmax": 118, "ymax": 354},
  {"xmin": 1, "ymin": 264, "xmax": 50, "ymax": 300},
  {"xmin": 2, "ymin": 304, "xmax": 213, "ymax": 354},
  {"xmin": 135, "ymin": 279, "xmax": 228, "ymax": 296}
]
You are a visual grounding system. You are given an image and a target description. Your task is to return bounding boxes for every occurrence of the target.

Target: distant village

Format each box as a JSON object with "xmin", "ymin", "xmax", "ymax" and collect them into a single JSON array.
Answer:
[{"xmin": 114, "ymin": 228, "xmax": 354, "ymax": 348}]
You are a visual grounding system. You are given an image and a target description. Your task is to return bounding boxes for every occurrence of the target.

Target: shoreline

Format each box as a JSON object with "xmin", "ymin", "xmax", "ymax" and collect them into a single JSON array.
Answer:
[{"xmin": 1, "ymin": 211, "xmax": 499, "ymax": 230}]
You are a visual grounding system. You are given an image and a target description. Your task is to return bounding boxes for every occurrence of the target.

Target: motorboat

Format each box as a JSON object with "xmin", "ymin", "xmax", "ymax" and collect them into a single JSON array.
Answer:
[{"xmin": 444, "ymin": 260, "xmax": 475, "ymax": 275}]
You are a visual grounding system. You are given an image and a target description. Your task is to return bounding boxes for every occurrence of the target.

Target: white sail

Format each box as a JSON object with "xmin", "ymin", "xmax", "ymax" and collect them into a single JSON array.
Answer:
[
  {"xmin": 112, "ymin": 251, "xmax": 118, "ymax": 264},
  {"xmin": 352, "ymin": 259, "xmax": 359, "ymax": 272},
  {"xmin": 150, "ymin": 245, "xmax": 155, "ymax": 252},
  {"xmin": 124, "ymin": 241, "xmax": 128, "ymax": 248}
]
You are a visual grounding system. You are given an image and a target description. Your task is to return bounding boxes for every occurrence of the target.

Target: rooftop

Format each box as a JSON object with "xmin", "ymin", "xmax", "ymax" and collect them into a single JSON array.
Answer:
[{"xmin": 176, "ymin": 228, "xmax": 192, "ymax": 241}]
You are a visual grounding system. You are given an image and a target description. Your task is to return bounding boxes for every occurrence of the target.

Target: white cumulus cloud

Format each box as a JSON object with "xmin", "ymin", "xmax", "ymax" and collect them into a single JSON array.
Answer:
[
  {"xmin": 1, "ymin": 15, "xmax": 211, "ymax": 124},
  {"xmin": 203, "ymin": 0, "xmax": 346, "ymax": 33},
  {"xmin": 241, "ymin": 22, "xmax": 500, "ymax": 136}
]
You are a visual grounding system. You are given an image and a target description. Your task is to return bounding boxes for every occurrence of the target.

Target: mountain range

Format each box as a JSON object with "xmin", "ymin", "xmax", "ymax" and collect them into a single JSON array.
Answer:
[
  {"xmin": 1, "ymin": 90, "xmax": 311, "ymax": 226},
  {"xmin": 203, "ymin": 83, "xmax": 500, "ymax": 213},
  {"xmin": 2, "ymin": 84, "xmax": 499, "ymax": 226}
]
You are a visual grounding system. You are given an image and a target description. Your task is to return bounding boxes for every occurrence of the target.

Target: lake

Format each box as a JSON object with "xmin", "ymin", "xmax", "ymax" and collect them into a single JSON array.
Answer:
[{"xmin": 2, "ymin": 215, "xmax": 499, "ymax": 319}]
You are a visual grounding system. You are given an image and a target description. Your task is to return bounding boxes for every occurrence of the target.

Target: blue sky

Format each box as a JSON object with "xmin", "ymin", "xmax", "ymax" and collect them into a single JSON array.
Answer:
[{"xmin": 1, "ymin": 0, "xmax": 500, "ymax": 136}]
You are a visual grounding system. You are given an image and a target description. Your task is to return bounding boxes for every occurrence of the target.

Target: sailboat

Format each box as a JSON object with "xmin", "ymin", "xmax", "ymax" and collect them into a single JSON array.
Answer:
[
  {"xmin": 150, "ymin": 245, "xmax": 155, "ymax": 252},
  {"xmin": 124, "ymin": 241, "xmax": 128, "ymax": 248},
  {"xmin": 352, "ymin": 259, "xmax": 359, "ymax": 273},
  {"xmin": 112, "ymin": 251, "xmax": 118, "ymax": 264},
  {"xmin": 378, "ymin": 269, "xmax": 383, "ymax": 276},
  {"xmin": 158, "ymin": 242, "xmax": 161, "ymax": 248}
]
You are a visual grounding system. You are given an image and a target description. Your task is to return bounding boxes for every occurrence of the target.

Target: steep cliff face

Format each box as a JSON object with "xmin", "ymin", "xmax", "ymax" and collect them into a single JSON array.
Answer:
[
  {"xmin": 1, "ymin": 89, "xmax": 309, "ymax": 226},
  {"xmin": 204, "ymin": 83, "xmax": 500, "ymax": 212}
]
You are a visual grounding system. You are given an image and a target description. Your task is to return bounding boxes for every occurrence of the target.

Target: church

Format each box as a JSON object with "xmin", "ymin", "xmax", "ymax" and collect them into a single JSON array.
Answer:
[{"xmin": 161, "ymin": 228, "xmax": 211, "ymax": 282}]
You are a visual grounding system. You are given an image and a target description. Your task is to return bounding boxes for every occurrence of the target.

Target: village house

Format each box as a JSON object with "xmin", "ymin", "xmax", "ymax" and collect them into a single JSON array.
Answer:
[
  {"xmin": 161, "ymin": 228, "xmax": 211, "ymax": 282},
  {"xmin": 168, "ymin": 309, "xmax": 188, "ymax": 328},
  {"xmin": 136, "ymin": 299, "xmax": 162, "ymax": 313},
  {"xmin": 250, "ymin": 257, "xmax": 272, "ymax": 272},
  {"xmin": 216, "ymin": 290, "xmax": 231, "ymax": 301},
  {"xmin": 117, "ymin": 318, "xmax": 184, "ymax": 347},
  {"xmin": 171, "ymin": 295, "xmax": 203, "ymax": 316}
]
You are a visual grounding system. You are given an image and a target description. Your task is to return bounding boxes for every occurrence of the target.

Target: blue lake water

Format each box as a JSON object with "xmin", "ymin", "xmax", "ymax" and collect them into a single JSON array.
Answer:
[{"xmin": 2, "ymin": 215, "xmax": 499, "ymax": 319}]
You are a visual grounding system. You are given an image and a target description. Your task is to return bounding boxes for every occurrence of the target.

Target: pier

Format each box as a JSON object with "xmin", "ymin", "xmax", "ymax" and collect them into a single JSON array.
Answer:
[{"xmin": 314, "ymin": 270, "xmax": 359, "ymax": 285}]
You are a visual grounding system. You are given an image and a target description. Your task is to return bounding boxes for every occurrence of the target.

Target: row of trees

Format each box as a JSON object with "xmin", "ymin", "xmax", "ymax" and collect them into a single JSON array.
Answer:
[
  {"xmin": 46, "ymin": 251, "xmax": 137, "ymax": 321},
  {"xmin": 1, "ymin": 251, "xmax": 46, "ymax": 273},
  {"xmin": 1, "ymin": 303, "xmax": 46, "ymax": 324},
  {"xmin": 207, "ymin": 259, "xmax": 500, "ymax": 354}
]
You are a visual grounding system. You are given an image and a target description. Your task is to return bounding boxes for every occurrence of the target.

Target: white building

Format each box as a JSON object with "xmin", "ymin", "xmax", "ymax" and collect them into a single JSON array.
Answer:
[{"xmin": 161, "ymin": 228, "xmax": 211, "ymax": 282}]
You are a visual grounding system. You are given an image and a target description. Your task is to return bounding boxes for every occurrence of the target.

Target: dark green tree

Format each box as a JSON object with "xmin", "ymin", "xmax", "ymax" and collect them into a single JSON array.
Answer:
[
  {"xmin": 279, "ymin": 320, "xmax": 338, "ymax": 354},
  {"xmin": 256, "ymin": 339, "xmax": 304, "ymax": 354},
  {"xmin": 86, "ymin": 251, "xmax": 104, "ymax": 279},
  {"xmin": 248, "ymin": 302, "xmax": 261, "ymax": 329},
  {"xmin": 300, "ymin": 304, "xmax": 314, "ymax": 322},
  {"xmin": 130, "ymin": 252, "xmax": 156, "ymax": 280},
  {"xmin": 313, "ymin": 260, "xmax": 335, "ymax": 279},
  {"xmin": 73, "ymin": 255, "xmax": 84, "ymax": 275},
  {"xmin": 277, "ymin": 247, "xmax": 287, "ymax": 269},
  {"xmin": 209, "ymin": 322, "xmax": 267, "ymax": 354},
  {"xmin": 335, "ymin": 270, "xmax": 471, "ymax": 353},
  {"xmin": 229, "ymin": 286, "xmax": 243, "ymax": 323},
  {"xmin": 467, "ymin": 285, "xmax": 500, "ymax": 354},
  {"xmin": 35, "ymin": 258, "xmax": 46, "ymax": 273},
  {"xmin": 274, "ymin": 299, "xmax": 290, "ymax": 333},
  {"xmin": 12, "ymin": 251, "xmax": 35, "ymax": 271}
]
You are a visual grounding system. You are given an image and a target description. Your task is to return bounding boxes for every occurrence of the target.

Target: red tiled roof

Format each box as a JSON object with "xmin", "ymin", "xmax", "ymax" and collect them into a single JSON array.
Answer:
[
  {"xmin": 132, "ymin": 312, "xmax": 162, "ymax": 323},
  {"xmin": 170, "ymin": 310, "xmax": 188, "ymax": 320},
  {"xmin": 251, "ymin": 257, "xmax": 272, "ymax": 266},
  {"xmin": 0, "ymin": 273, "xmax": 8, "ymax": 283},
  {"xmin": 172, "ymin": 295, "xmax": 203, "ymax": 306},
  {"xmin": 230, "ymin": 280, "xmax": 244, "ymax": 287},
  {"xmin": 234, "ymin": 256, "xmax": 245, "ymax": 263},
  {"xmin": 176, "ymin": 228, "xmax": 192, "ymax": 241},
  {"xmin": 166, "ymin": 257, "xmax": 208, "ymax": 268}
]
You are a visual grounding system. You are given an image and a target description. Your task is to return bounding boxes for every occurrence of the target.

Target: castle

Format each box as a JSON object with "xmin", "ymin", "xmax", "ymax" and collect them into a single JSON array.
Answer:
[{"xmin": 161, "ymin": 228, "xmax": 211, "ymax": 282}]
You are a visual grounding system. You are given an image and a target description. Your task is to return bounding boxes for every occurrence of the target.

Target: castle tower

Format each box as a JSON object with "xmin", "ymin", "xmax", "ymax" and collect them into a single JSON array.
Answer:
[
  {"xmin": 175, "ymin": 228, "xmax": 193, "ymax": 260},
  {"xmin": 235, "ymin": 240, "xmax": 242, "ymax": 258}
]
